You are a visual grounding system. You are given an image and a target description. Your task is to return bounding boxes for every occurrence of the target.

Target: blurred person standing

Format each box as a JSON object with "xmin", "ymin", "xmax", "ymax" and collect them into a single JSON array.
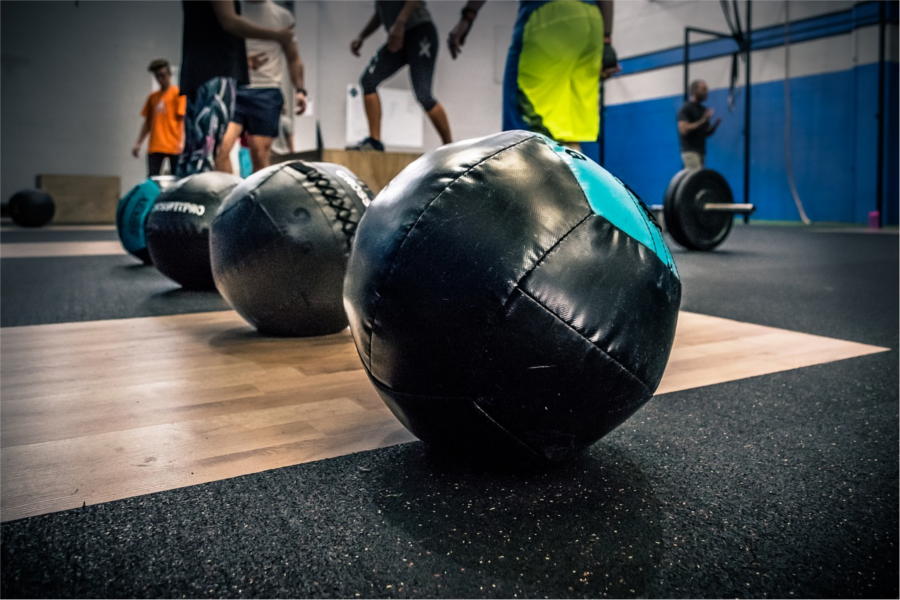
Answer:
[
  {"xmin": 176, "ymin": 0, "xmax": 294, "ymax": 177},
  {"xmin": 215, "ymin": 0, "xmax": 308, "ymax": 174},
  {"xmin": 132, "ymin": 59, "xmax": 185, "ymax": 176}
]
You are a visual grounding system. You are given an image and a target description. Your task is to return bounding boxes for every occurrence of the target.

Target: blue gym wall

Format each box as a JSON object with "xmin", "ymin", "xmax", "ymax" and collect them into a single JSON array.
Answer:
[{"xmin": 586, "ymin": 1, "xmax": 899, "ymax": 226}]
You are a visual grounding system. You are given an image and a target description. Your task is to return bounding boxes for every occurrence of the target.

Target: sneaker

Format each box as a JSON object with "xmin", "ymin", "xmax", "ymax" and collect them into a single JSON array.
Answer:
[{"xmin": 347, "ymin": 136, "xmax": 385, "ymax": 152}]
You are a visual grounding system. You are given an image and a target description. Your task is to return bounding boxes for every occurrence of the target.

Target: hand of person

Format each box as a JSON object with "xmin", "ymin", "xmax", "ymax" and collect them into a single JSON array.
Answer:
[
  {"xmin": 601, "ymin": 41, "xmax": 621, "ymax": 80},
  {"xmin": 350, "ymin": 37, "xmax": 363, "ymax": 57},
  {"xmin": 131, "ymin": 144, "xmax": 140, "ymax": 158},
  {"xmin": 703, "ymin": 108, "xmax": 714, "ymax": 122},
  {"xmin": 601, "ymin": 65, "xmax": 622, "ymax": 80},
  {"xmin": 295, "ymin": 90, "xmax": 307, "ymax": 115},
  {"xmin": 387, "ymin": 23, "xmax": 404, "ymax": 53},
  {"xmin": 447, "ymin": 19, "xmax": 472, "ymax": 59},
  {"xmin": 249, "ymin": 52, "xmax": 268, "ymax": 71},
  {"xmin": 602, "ymin": 42, "xmax": 618, "ymax": 70}
]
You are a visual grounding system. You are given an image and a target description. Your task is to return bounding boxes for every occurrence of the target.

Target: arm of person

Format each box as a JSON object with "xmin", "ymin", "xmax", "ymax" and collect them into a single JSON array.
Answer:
[
  {"xmin": 386, "ymin": 1, "xmax": 422, "ymax": 53},
  {"xmin": 211, "ymin": 0, "xmax": 293, "ymax": 44},
  {"xmin": 597, "ymin": 0, "xmax": 613, "ymax": 37},
  {"xmin": 133, "ymin": 100, "xmax": 152, "ymax": 157},
  {"xmin": 677, "ymin": 118, "xmax": 704, "ymax": 136},
  {"xmin": 248, "ymin": 52, "xmax": 269, "ymax": 71},
  {"xmin": 176, "ymin": 94, "xmax": 187, "ymax": 121},
  {"xmin": 283, "ymin": 39, "xmax": 308, "ymax": 115},
  {"xmin": 677, "ymin": 108, "xmax": 713, "ymax": 136},
  {"xmin": 597, "ymin": 1, "xmax": 620, "ymax": 79},
  {"xmin": 448, "ymin": 0, "xmax": 487, "ymax": 59},
  {"xmin": 132, "ymin": 118, "xmax": 151, "ymax": 157},
  {"xmin": 350, "ymin": 12, "xmax": 381, "ymax": 56}
]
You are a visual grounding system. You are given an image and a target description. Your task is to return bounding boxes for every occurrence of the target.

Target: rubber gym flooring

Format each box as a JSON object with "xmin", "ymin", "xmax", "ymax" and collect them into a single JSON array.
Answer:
[{"xmin": 1, "ymin": 223, "xmax": 897, "ymax": 598}]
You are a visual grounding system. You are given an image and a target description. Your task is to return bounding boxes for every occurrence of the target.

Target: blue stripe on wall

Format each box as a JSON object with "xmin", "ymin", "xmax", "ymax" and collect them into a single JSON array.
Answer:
[
  {"xmin": 620, "ymin": 1, "xmax": 898, "ymax": 76},
  {"xmin": 595, "ymin": 63, "xmax": 899, "ymax": 225}
]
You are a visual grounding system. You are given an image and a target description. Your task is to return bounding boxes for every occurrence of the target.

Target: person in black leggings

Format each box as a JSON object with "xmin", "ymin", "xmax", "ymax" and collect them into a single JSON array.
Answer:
[{"xmin": 349, "ymin": 0, "xmax": 452, "ymax": 150}]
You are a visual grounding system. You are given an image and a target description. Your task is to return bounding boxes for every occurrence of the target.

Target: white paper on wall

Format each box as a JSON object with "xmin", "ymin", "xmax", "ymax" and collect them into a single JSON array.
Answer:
[{"xmin": 345, "ymin": 84, "xmax": 423, "ymax": 149}]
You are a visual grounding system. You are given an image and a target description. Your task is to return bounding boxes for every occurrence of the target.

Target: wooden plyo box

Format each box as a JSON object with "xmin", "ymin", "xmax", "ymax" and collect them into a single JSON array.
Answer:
[
  {"xmin": 321, "ymin": 150, "xmax": 420, "ymax": 194},
  {"xmin": 37, "ymin": 174, "xmax": 120, "ymax": 224}
]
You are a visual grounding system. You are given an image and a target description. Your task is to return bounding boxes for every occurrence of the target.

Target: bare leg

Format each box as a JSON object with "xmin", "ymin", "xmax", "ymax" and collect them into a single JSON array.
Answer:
[
  {"xmin": 426, "ymin": 102, "xmax": 452, "ymax": 145},
  {"xmin": 363, "ymin": 92, "xmax": 382, "ymax": 141},
  {"xmin": 562, "ymin": 141, "xmax": 582, "ymax": 152},
  {"xmin": 247, "ymin": 135, "xmax": 274, "ymax": 173},
  {"xmin": 215, "ymin": 121, "xmax": 244, "ymax": 173}
]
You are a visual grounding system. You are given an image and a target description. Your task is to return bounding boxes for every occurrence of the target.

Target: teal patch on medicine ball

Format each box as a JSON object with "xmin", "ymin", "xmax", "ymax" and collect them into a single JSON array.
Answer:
[{"xmin": 540, "ymin": 135, "xmax": 677, "ymax": 275}]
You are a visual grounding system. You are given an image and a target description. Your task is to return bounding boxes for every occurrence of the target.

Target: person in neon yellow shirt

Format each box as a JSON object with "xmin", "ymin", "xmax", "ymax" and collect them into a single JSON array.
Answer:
[{"xmin": 448, "ymin": 0, "xmax": 617, "ymax": 151}]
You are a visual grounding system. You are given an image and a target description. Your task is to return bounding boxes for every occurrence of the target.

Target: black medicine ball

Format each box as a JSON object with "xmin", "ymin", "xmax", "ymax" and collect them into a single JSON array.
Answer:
[
  {"xmin": 344, "ymin": 130, "xmax": 682, "ymax": 462},
  {"xmin": 145, "ymin": 171, "xmax": 240, "ymax": 290},
  {"xmin": 210, "ymin": 161, "xmax": 372, "ymax": 336},
  {"xmin": 9, "ymin": 189, "xmax": 55, "ymax": 228}
]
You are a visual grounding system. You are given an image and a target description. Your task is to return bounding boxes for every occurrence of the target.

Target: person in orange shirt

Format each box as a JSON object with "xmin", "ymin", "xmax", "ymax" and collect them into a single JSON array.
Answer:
[{"xmin": 132, "ymin": 59, "xmax": 187, "ymax": 176}]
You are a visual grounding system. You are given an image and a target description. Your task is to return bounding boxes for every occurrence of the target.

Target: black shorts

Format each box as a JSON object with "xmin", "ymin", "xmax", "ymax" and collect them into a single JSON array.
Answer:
[
  {"xmin": 232, "ymin": 87, "xmax": 284, "ymax": 138},
  {"xmin": 360, "ymin": 22, "xmax": 439, "ymax": 111}
]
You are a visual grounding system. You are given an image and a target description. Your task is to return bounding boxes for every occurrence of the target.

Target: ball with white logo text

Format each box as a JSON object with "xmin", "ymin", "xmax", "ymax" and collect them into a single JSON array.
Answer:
[{"xmin": 145, "ymin": 171, "xmax": 241, "ymax": 289}]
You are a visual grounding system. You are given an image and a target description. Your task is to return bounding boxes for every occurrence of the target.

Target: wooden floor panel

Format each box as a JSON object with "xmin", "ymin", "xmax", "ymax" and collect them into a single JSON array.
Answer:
[
  {"xmin": 0, "ymin": 310, "xmax": 887, "ymax": 521},
  {"xmin": 0, "ymin": 225, "xmax": 116, "ymax": 232},
  {"xmin": 1, "ymin": 241, "xmax": 125, "ymax": 258}
]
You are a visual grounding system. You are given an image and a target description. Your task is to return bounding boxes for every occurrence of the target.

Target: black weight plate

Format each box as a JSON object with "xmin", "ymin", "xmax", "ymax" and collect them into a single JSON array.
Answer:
[
  {"xmin": 670, "ymin": 169, "xmax": 734, "ymax": 251},
  {"xmin": 663, "ymin": 169, "xmax": 691, "ymax": 206},
  {"xmin": 662, "ymin": 169, "xmax": 691, "ymax": 244}
]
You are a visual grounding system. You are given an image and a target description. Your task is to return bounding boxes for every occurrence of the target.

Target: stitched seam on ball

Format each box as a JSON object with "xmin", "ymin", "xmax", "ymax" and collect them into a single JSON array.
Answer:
[
  {"xmin": 363, "ymin": 367, "xmax": 559, "ymax": 461},
  {"xmin": 616, "ymin": 177, "xmax": 664, "ymax": 260},
  {"xmin": 501, "ymin": 212, "xmax": 592, "ymax": 312},
  {"xmin": 609, "ymin": 175, "xmax": 660, "ymax": 260},
  {"xmin": 469, "ymin": 401, "xmax": 546, "ymax": 460},
  {"xmin": 546, "ymin": 142, "xmax": 666, "ymax": 272},
  {"xmin": 215, "ymin": 168, "xmax": 281, "ymax": 221},
  {"xmin": 287, "ymin": 163, "xmax": 362, "ymax": 251},
  {"xmin": 212, "ymin": 201, "xmax": 283, "ymax": 277},
  {"xmin": 209, "ymin": 173, "xmax": 286, "ymax": 276},
  {"xmin": 283, "ymin": 164, "xmax": 349, "ymax": 252},
  {"xmin": 367, "ymin": 134, "xmax": 537, "ymax": 370},
  {"xmin": 512, "ymin": 286, "xmax": 651, "ymax": 395}
]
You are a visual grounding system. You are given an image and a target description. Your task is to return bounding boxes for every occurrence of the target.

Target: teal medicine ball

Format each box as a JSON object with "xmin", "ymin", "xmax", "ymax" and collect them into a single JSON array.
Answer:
[
  {"xmin": 344, "ymin": 130, "xmax": 682, "ymax": 462},
  {"xmin": 116, "ymin": 179, "xmax": 161, "ymax": 264}
]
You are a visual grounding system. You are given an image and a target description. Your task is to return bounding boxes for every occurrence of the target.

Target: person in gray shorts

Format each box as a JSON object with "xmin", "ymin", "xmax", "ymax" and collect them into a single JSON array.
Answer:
[
  {"xmin": 215, "ymin": 0, "xmax": 307, "ymax": 173},
  {"xmin": 349, "ymin": 0, "xmax": 452, "ymax": 151}
]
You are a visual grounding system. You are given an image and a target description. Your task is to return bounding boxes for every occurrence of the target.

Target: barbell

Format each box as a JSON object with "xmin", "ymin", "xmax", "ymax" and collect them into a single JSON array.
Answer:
[{"xmin": 650, "ymin": 169, "xmax": 755, "ymax": 251}]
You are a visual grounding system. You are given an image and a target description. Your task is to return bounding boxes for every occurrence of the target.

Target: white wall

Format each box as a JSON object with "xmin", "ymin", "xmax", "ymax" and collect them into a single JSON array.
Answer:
[
  {"xmin": 612, "ymin": 0, "xmax": 854, "ymax": 58},
  {"xmin": 606, "ymin": 0, "xmax": 896, "ymax": 106},
  {"xmin": 292, "ymin": 0, "xmax": 320, "ymax": 152},
  {"xmin": 1, "ymin": 1, "xmax": 183, "ymax": 203}
]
